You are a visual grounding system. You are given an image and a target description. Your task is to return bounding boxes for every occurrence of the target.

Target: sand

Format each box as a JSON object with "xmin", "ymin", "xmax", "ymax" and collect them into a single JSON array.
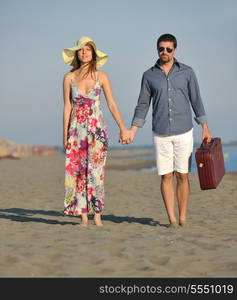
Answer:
[{"xmin": 0, "ymin": 150, "xmax": 237, "ymax": 278}]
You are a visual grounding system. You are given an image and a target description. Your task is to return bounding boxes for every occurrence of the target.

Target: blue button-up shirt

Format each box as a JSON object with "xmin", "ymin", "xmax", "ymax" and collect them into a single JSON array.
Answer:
[{"xmin": 131, "ymin": 59, "xmax": 207, "ymax": 135}]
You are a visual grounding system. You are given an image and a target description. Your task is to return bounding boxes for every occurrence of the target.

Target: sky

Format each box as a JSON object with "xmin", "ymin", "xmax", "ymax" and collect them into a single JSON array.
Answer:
[{"xmin": 0, "ymin": 0, "xmax": 237, "ymax": 147}]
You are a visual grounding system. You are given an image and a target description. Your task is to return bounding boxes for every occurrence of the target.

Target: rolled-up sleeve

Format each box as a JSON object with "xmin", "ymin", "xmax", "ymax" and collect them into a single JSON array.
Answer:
[
  {"xmin": 188, "ymin": 68, "xmax": 207, "ymax": 125},
  {"xmin": 131, "ymin": 73, "xmax": 152, "ymax": 127}
]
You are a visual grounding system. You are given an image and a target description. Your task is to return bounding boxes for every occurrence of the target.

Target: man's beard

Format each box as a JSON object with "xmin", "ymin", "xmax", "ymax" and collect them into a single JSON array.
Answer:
[{"xmin": 160, "ymin": 55, "xmax": 171, "ymax": 63}]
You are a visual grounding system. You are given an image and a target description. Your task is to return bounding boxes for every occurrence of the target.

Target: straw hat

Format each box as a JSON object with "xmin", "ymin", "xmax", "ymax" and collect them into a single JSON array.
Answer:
[{"xmin": 62, "ymin": 36, "xmax": 108, "ymax": 68}]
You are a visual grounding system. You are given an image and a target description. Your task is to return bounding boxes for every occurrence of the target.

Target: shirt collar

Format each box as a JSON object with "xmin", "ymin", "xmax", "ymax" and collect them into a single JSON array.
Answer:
[{"xmin": 154, "ymin": 57, "xmax": 180, "ymax": 70}]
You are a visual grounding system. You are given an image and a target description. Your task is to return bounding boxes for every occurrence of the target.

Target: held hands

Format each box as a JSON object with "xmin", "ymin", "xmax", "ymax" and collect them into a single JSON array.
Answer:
[
  {"xmin": 118, "ymin": 129, "xmax": 131, "ymax": 144},
  {"xmin": 118, "ymin": 128, "xmax": 137, "ymax": 145}
]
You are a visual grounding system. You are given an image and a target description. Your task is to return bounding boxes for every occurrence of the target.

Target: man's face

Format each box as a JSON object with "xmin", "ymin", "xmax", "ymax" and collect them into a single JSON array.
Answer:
[{"xmin": 158, "ymin": 41, "xmax": 176, "ymax": 63}]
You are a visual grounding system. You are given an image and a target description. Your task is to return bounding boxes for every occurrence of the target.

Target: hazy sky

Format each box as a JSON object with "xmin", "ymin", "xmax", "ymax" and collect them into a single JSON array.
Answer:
[{"xmin": 0, "ymin": 0, "xmax": 237, "ymax": 147}]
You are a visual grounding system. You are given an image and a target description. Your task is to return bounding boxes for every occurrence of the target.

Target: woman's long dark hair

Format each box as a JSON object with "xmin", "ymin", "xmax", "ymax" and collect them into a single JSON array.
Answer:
[{"xmin": 71, "ymin": 42, "xmax": 97, "ymax": 80}]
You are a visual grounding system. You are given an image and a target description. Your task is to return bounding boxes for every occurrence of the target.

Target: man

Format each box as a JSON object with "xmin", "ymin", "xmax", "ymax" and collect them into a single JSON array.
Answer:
[{"xmin": 128, "ymin": 33, "xmax": 212, "ymax": 228}]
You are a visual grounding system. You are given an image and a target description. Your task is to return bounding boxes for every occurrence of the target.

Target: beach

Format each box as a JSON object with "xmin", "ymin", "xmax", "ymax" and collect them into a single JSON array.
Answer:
[{"xmin": 0, "ymin": 150, "xmax": 237, "ymax": 278}]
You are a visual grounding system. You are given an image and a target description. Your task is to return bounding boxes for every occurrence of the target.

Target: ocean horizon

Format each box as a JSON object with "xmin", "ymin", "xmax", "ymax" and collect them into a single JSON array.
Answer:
[
  {"xmin": 56, "ymin": 142, "xmax": 237, "ymax": 173},
  {"xmin": 137, "ymin": 146, "xmax": 237, "ymax": 174}
]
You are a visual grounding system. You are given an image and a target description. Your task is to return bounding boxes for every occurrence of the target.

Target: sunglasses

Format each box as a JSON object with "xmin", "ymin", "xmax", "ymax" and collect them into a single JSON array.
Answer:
[{"xmin": 158, "ymin": 47, "xmax": 173, "ymax": 53}]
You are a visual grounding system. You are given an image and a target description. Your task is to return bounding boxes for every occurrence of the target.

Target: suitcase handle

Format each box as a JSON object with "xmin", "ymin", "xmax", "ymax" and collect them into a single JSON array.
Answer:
[{"xmin": 201, "ymin": 137, "xmax": 213, "ymax": 148}]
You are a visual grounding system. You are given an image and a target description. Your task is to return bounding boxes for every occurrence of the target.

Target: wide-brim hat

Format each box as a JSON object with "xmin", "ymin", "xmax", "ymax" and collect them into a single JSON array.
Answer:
[{"xmin": 62, "ymin": 36, "xmax": 108, "ymax": 69}]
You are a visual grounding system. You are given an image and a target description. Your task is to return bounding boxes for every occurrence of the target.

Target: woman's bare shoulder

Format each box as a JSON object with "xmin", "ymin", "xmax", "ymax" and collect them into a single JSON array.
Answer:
[
  {"xmin": 98, "ymin": 70, "xmax": 109, "ymax": 82},
  {"xmin": 98, "ymin": 70, "xmax": 108, "ymax": 77},
  {"xmin": 63, "ymin": 71, "xmax": 74, "ymax": 82}
]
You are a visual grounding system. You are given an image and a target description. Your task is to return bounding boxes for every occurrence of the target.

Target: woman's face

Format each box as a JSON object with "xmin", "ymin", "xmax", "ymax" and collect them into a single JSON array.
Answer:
[{"xmin": 77, "ymin": 44, "xmax": 93, "ymax": 65}]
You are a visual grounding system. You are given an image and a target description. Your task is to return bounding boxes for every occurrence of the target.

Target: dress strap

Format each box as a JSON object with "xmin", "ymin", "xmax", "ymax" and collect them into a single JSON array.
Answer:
[
  {"xmin": 95, "ymin": 71, "xmax": 99, "ymax": 82},
  {"xmin": 71, "ymin": 72, "xmax": 75, "ymax": 83}
]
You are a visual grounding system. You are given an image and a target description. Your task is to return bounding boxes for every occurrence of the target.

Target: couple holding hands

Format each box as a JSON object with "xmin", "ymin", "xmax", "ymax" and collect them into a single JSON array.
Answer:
[{"xmin": 62, "ymin": 33, "xmax": 212, "ymax": 228}]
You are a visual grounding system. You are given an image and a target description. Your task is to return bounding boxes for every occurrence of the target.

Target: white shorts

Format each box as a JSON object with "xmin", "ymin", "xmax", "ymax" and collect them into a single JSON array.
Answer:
[{"xmin": 153, "ymin": 129, "xmax": 193, "ymax": 175}]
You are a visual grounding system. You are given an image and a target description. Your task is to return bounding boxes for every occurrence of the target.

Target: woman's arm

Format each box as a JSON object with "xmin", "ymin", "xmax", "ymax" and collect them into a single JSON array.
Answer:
[
  {"xmin": 100, "ymin": 71, "xmax": 130, "ymax": 143},
  {"xmin": 63, "ymin": 73, "xmax": 72, "ymax": 149}
]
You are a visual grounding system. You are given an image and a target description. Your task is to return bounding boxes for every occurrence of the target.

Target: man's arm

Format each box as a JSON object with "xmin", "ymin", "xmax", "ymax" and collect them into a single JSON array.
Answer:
[
  {"xmin": 129, "ymin": 73, "xmax": 152, "ymax": 142},
  {"xmin": 201, "ymin": 123, "xmax": 212, "ymax": 143},
  {"xmin": 188, "ymin": 68, "xmax": 212, "ymax": 142}
]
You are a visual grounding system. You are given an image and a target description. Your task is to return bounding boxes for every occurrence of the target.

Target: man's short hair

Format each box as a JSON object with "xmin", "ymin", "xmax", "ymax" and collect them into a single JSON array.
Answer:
[{"xmin": 157, "ymin": 34, "xmax": 177, "ymax": 49}]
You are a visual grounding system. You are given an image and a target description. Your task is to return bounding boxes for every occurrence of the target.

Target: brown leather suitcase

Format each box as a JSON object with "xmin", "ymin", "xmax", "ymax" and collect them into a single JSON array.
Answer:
[{"xmin": 195, "ymin": 137, "xmax": 225, "ymax": 190}]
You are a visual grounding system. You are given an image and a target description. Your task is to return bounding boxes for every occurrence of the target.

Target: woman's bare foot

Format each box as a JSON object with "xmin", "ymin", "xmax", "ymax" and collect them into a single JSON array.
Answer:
[
  {"xmin": 80, "ymin": 221, "xmax": 88, "ymax": 227},
  {"xmin": 94, "ymin": 213, "xmax": 103, "ymax": 226}
]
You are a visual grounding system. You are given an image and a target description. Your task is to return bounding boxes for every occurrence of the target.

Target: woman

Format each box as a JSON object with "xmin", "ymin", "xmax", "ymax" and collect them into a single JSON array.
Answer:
[{"xmin": 62, "ymin": 36, "xmax": 130, "ymax": 227}]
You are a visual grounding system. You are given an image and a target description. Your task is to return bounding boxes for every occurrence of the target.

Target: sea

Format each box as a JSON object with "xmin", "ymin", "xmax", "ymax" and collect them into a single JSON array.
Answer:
[
  {"xmin": 58, "ymin": 143, "xmax": 237, "ymax": 173},
  {"xmin": 190, "ymin": 147, "xmax": 237, "ymax": 173},
  {"xmin": 110, "ymin": 145, "xmax": 237, "ymax": 173}
]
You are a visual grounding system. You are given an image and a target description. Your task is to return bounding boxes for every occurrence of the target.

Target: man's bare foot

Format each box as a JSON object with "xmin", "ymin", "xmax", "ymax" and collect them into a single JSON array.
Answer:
[
  {"xmin": 179, "ymin": 219, "xmax": 186, "ymax": 227},
  {"xmin": 168, "ymin": 221, "xmax": 178, "ymax": 229}
]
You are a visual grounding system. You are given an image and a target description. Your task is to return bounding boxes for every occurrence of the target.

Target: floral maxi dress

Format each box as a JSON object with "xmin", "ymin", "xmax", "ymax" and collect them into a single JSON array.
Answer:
[{"xmin": 64, "ymin": 73, "xmax": 108, "ymax": 216}]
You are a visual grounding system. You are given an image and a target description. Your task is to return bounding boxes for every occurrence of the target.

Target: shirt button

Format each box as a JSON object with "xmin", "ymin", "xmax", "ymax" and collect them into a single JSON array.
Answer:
[
  {"xmin": 167, "ymin": 78, "xmax": 169, "ymax": 81},
  {"xmin": 168, "ymin": 88, "xmax": 171, "ymax": 91},
  {"xmin": 169, "ymin": 109, "xmax": 172, "ymax": 111},
  {"xmin": 169, "ymin": 118, "xmax": 172, "ymax": 121},
  {"xmin": 168, "ymin": 98, "xmax": 171, "ymax": 101}
]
